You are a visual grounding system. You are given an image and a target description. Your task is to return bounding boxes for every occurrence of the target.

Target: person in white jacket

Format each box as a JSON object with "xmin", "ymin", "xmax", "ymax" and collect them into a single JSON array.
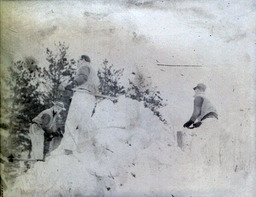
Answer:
[{"xmin": 57, "ymin": 55, "xmax": 99, "ymax": 155}]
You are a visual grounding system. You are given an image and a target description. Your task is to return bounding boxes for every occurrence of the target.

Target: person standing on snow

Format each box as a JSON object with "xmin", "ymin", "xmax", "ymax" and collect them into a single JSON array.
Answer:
[
  {"xmin": 58, "ymin": 55, "xmax": 99, "ymax": 155},
  {"xmin": 183, "ymin": 83, "xmax": 218, "ymax": 129},
  {"xmin": 29, "ymin": 101, "xmax": 66, "ymax": 161}
]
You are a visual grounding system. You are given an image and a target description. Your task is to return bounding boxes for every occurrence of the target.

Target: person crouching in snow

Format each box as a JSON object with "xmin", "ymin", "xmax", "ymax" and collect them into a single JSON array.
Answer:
[
  {"xmin": 58, "ymin": 55, "xmax": 99, "ymax": 155},
  {"xmin": 29, "ymin": 101, "xmax": 66, "ymax": 161},
  {"xmin": 183, "ymin": 84, "xmax": 225, "ymax": 167},
  {"xmin": 183, "ymin": 83, "xmax": 218, "ymax": 129}
]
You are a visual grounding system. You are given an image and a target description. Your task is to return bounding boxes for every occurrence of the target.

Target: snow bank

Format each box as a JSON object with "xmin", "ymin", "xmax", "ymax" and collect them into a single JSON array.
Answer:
[{"xmin": 5, "ymin": 96, "xmax": 249, "ymax": 196}]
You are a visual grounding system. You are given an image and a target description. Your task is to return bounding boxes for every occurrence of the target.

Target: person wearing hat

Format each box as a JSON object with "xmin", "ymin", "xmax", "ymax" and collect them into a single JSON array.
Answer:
[
  {"xmin": 183, "ymin": 83, "xmax": 218, "ymax": 129},
  {"xmin": 28, "ymin": 101, "xmax": 66, "ymax": 161},
  {"xmin": 182, "ymin": 84, "xmax": 230, "ymax": 168}
]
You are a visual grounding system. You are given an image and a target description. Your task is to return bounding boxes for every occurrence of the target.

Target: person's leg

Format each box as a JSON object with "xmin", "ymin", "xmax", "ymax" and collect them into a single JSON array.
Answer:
[
  {"xmin": 28, "ymin": 124, "xmax": 36, "ymax": 159},
  {"xmin": 76, "ymin": 94, "xmax": 97, "ymax": 153},
  {"xmin": 219, "ymin": 125, "xmax": 233, "ymax": 171},
  {"xmin": 60, "ymin": 92, "xmax": 81, "ymax": 153},
  {"xmin": 200, "ymin": 118, "xmax": 220, "ymax": 166},
  {"xmin": 29, "ymin": 124, "xmax": 45, "ymax": 160},
  {"xmin": 189, "ymin": 118, "xmax": 220, "ymax": 166},
  {"xmin": 43, "ymin": 135, "xmax": 51, "ymax": 159}
]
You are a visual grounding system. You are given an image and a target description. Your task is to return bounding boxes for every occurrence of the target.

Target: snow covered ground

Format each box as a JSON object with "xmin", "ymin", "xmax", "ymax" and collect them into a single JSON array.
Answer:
[{"xmin": 5, "ymin": 96, "xmax": 253, "ymax": 196}]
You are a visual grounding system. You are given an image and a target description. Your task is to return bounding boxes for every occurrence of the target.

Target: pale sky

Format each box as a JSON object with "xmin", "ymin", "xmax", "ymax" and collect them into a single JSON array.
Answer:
[{"xmin": 1, "ymin": 0, "xmax": 255, "ymax": 129}]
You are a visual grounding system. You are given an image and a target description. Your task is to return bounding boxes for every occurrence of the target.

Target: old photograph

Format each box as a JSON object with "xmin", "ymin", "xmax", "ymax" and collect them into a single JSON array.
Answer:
[{"xmin": 0, "ymin": 0, "xmax": 255, "ymax": 196}]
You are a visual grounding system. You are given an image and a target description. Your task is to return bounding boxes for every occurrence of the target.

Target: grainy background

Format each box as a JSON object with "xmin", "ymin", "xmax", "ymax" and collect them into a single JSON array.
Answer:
[{"xmin": 1, "ymin": 0, "xmax": 255, "ymax": 196}]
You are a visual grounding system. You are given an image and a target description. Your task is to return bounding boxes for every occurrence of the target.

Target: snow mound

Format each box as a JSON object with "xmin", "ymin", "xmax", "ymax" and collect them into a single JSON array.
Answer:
[{"xmin": 5, "ymin": 96, "xmax": 246, "ymax": 196}]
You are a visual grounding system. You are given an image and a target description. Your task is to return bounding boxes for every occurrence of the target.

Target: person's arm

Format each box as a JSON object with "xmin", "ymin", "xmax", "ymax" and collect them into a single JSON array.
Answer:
[
  {"xmin": 73, "ymin": 66, "xmax": 90, "ymax": 86},
  {"xmin": 40, "ymin": 113, "xmax": 51, "ymax": 131},
  {"xmin": 58, "ymin": 66, "xmax": 90, "ymax": 91},
  {"xmin": 183, "ymin": 96, "xmax": 203, "ymax": 128},
  {"xmin": 41, "ymin": 113, "xmax": 63, "ymax": 138},
  {"xmin": 190, "ymin": 96, "xmax": 203, "ymax": 122},
  {"xmin": 54, "ymin": 114, "xmax": 64, "ymax": 136}
]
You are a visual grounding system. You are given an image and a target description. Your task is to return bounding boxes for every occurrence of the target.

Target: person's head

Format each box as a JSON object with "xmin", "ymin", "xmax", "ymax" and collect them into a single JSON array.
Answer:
[
  {"xmin": 53, "ymin": 101, "xmax": 66, "ymax": 113},
  {"xmin": 79, "ymin": 55, "xmax": 91, "ymax": 63},
  {"xmin": 193, "ymin": 83, "xmax": 206, "ymax": 94}
]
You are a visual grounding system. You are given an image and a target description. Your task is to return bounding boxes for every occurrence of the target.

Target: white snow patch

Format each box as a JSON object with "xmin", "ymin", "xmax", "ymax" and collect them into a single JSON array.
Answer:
[{"xmin": 5, "ymin": 96, "xmax": 251, "ymax": 196}]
